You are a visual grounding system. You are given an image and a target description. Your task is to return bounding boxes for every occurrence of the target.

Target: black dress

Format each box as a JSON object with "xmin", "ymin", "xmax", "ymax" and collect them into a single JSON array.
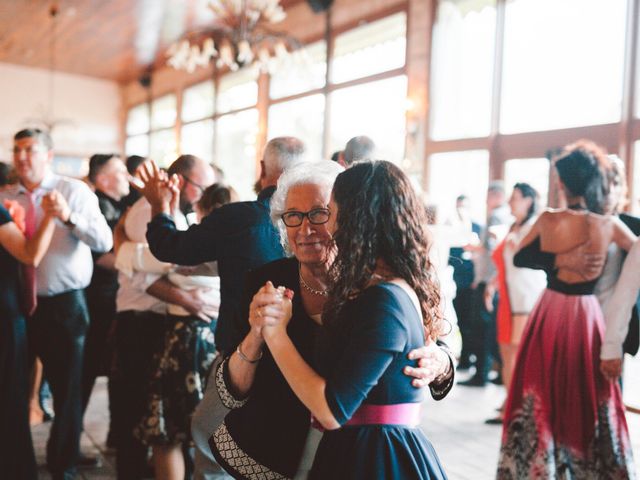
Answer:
[
  {"xmin": 0, "ymin": 204, "xmax": 37, "ymax": 479},
  {"xmin": 310, "ymin": 283, "xmax": 447, "ymax": 480}
]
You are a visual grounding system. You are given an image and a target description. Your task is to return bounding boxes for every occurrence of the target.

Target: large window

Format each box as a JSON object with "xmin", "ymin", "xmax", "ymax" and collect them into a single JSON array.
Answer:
[
  {"xmin": 504, "ymin": 158, "xmax": 549, "ymax": 207},
  {"xmin": 428, "ymin": 150, "xmax": 490, "ymax": 223},
  {"xmin": 268, "ymin": 10, "xmax": 408, "ymax": 161},
  {"xmin": 125, "ymin": 95, "xmax": 178, "ymax": 166},
  {"xmin": 149, "ymin": 129, "xmax": 177, "ymax": 167},
  {"xmin": 216, "ymin": 109, "xmax": 259, "ymax": 199},
  {"xmin": 268, "ymin": 95, "xmax": 325, "ymax": 162},
  {"xmin": 428, "ymin": 0, "xmax": 638, "ymax": 218},
  {"xmin": 218, "ymin": 69, "xmax": 259, "ymax": 114},
  {"xmin": 500, "ymin": 0, "xmax": 626, "ymax": 133},
  {"xmin": 269, "ymin": 41, "xmax": 327, "ymax": 99},
  {"xmin": 329, "ymin": 76, "xmax": 408, "ymax": 163},
  {"xmin": 182, "ymin": 81, "xmax": 215, "ymax": 122},
  {"xmin": 331, "ymin": 12, "xmax": 406, "ymax": 84},
  {"xmin": 125, "ymin": 103, "xmax": 150, "ymax": 157},
  {"xmin": 181, "ymin": 120, "xmax": 214, "ymax": 164},
  {"xmin": 430, "ymin": 0, "xmax": 496, "ymax": 140},
  {"xmin": 126, "ymin": 9, "xmax": 410, "ymax": 192}
]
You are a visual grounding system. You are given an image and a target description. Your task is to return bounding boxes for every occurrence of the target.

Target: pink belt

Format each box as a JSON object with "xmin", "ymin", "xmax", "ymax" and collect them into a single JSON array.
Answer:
[{"xmin": 312, "ymin": 403, "xmax": 421, "ymax": 431}]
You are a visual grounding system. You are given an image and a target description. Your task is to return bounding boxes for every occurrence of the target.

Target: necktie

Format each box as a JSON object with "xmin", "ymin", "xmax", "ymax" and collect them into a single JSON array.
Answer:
[{"xmin": 21, "ymin": 192, "xmax": 38, "ymax": 316}]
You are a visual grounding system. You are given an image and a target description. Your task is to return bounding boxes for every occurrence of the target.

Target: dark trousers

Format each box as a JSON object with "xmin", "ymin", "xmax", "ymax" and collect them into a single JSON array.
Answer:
[
  {"xmin": 28, "ymin": 289, "xmax": 89, "ymax": 480},
  {"xmin": 0, "ymin": 312, "xmax": 37, "ymax": 480},
  {"xmin": 453, "ymin": 287, "xmax": 475, "ymax": 365},
  {"xmin": 82, "ymin": 288, "xmax": 117, "ymax": 414},
  {"xmin": 112, "ymin": 310, "xmax": 168, "ymax": 480},
  {"xmin": 471, "ymin": 283, "xmax": 500, "ymax": 382}
]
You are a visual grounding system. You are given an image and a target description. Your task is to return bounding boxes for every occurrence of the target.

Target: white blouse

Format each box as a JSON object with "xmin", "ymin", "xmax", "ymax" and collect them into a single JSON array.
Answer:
[{"xmin": 503, "ymin": 219, "xmax": 547, "ymax": 314}]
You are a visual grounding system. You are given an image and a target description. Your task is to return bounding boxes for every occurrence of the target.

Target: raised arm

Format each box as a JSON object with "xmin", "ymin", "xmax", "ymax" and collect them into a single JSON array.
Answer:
[
  {"xmin": 47, "ymin": 185, "xmax": 113, "ymax": 253},
  {"xmin": 0, "ymin": 211, "xmax": 56, "ymax": 266},
  {"xmin": 263, "ymin": 286, "xmax": 411, "ymax": 431},
  {"xmin": 612, "ymin": 216, "xmax": 636, "ymax": 252},
  {"xmin": 223, "ymin": 272, "xmax": 270, "ymax": 399},
  {"xmin": 600, "ymin": 239, "xmax": 640, "ymax": 378}
]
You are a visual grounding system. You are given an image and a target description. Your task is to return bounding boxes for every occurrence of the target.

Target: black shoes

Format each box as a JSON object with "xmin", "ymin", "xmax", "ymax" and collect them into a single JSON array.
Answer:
[
  {"xmin": 77, "ymin": 454, "xmax": 101, "ymax": 468},
  {"xmin": 484, "ymin": 417, "xmax": 503, "ymax": 425}
]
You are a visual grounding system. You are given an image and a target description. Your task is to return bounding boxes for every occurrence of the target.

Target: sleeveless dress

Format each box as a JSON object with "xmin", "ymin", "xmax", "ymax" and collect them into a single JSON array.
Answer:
[
  {"xmin": 497, "ymin": 265, "xmax": 635, "ymax": 478},
  {"xmin": 0, "ymin": 205, "xmax": 37, "ymax": 479},
  {"xmin": 310, "ymin": 283, "xmax": 447, "ymax": 480}
]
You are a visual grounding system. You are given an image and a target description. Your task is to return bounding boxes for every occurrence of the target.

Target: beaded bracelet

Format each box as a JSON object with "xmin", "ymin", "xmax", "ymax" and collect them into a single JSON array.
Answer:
[{"xmin": 236, "ymin": 341, "xmax": 263, "ymax": 364}]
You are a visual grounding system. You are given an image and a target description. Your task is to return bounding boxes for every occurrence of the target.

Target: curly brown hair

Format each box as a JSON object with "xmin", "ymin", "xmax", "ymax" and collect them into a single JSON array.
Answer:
[{"xmin": 323, "ymin": 161, "xmax": 443, "ymax": 338}]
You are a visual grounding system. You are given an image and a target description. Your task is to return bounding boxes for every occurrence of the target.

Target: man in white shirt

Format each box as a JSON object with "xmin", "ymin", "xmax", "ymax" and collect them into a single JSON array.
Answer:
[{"xmin": 1, "ymin": 128, "xmax": 112, "ymax": 480}]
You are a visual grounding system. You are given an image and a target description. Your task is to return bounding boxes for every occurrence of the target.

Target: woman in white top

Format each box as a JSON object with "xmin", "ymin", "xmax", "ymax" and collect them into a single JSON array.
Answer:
[{"xmin": 488, "ymin": 183, "xmax": 546, "ymax": 423}]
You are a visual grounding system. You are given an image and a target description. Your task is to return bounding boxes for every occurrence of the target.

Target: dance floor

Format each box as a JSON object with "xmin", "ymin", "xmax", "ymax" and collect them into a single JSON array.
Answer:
[{"xmin": 33, "ymin": 359, "xmax": 640, "ymax": 479}]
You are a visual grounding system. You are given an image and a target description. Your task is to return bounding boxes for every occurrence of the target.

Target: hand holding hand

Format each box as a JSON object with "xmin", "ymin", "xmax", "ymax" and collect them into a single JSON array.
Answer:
[
  {"xmin": 135, "ymin": 160, "xmax": 175, "ymax": 214},
  {"xmin": 41, "ymin": 190, "xmax": 70, "ymax": 222},
  {"xmin": 182, "ymin": 287, "xmax": 217, "ymax": 323},
  {"xmin": 249, "ymin": 281, "xmax": 293, "ymax": 339},
  {"xmin": 600, "ymin": 358, "xmax": 623, "ymax": 381},
  {"xmin": 404, "ymin": 337, "xmax": 451, "ymax": 388}
]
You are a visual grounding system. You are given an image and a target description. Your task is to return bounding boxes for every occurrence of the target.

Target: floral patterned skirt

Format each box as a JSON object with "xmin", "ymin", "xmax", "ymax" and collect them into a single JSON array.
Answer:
[
  {"xmin": 497, "ymin": 289, "xmax": 635, "ymax": 479},
  {"xmin": 134, "ymin": 315, "xmax": 216, "ymax": 446}
]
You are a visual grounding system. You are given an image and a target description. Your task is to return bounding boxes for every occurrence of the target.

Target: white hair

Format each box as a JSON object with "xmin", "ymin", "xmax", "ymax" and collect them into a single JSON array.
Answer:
[
  {"xmin": 270, "ymin": 160, "xmax": 344, "ymax": 254},
  {"xmin": 263, "ymin": 137, "xmax": 307, "ymax": 177}
]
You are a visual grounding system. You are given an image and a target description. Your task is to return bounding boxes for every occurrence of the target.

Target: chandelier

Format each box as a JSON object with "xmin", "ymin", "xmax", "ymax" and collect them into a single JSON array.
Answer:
[{"xmin": 166, "ymin": 0, "xmax": 302, "ymax": 74}]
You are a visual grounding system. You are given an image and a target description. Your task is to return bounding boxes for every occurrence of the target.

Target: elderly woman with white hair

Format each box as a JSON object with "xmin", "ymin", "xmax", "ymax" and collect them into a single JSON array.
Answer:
[{"xmin": 208, "ymin": 161, "xmax": 454, "ymax": 479}]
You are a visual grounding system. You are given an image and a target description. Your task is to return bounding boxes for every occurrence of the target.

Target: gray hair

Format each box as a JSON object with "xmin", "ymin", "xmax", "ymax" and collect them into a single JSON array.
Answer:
[
  {"xmin": 270, "ymin": 161, "xmax": 344, "ymax": 254},
  {"xmin": 263, "ymin": 137, "xmax": 306, "ymax": 177},
  {"xmin": 344, "ymin": 136, "xmax": 375, "ymax": 165},
  {"xmin": 488, "ymin": 180, "xmax": 505, "ymax": 194}
]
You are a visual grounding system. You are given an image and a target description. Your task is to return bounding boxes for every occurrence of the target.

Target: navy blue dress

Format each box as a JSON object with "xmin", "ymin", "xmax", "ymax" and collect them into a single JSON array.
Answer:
[
  {"xmin": 310, "ymin": 283, "xmax": 447, "ymax": 479},
  {"xmin": 0, "ymin": 205, "xmax": 37, "ymax": 479}
]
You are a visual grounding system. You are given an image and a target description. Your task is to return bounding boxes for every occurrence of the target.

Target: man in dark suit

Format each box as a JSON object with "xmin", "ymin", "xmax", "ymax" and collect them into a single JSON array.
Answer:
[{"xmin": 448, "ymin": 194, "xmax": 482, "ymax": 369}]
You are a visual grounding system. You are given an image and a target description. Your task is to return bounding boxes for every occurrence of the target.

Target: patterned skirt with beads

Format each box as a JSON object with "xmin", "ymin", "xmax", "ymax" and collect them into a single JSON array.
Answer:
[{"xmin": 134, "ymin": 315, "xmax": 216, "ymax": 446}]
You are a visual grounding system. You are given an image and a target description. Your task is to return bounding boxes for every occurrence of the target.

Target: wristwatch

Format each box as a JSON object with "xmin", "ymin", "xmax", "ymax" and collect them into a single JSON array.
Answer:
[{"xmin": 64, "ymin": 211, "xmax": 78, "ymax": 228}]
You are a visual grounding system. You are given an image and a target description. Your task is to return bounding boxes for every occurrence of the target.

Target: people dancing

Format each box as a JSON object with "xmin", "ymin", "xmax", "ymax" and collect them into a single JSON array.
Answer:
[
  {"xmin": 209, "ymin": 160, "xmax": 453, "ymax": 479},
  {"xmin": 497, "ymin": 147, "xmax": 636, "ymax": 478},
  {"xmin": 253, "ymin": 161, "xmax": 450, "ymax": 479}
]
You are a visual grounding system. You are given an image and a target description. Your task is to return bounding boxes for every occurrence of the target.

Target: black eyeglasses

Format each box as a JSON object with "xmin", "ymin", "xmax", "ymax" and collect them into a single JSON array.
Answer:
[
  {"xmin": 182, "ymin": 175, "xmax": 206, "ymax": 193},
  {"xmin": 281, "ymin": 208, "xmax": 331, "ymax": 227}
]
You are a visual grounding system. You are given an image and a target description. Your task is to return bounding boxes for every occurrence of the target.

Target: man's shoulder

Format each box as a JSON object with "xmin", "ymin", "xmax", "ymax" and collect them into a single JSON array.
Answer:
[
  {"xmin": 125, "ymin": 197, "xmax": 151, "ymax": 242},
  {"xmin": 247, "ymin": 257, "xmax": 296, "ymax": 286},
  {"xmin": 51, "ymin": 174, "xmax": 93, "ymax": 194},
  {"xmin": 206, "ymin": 198, "xmax": 270, "ymax": 225}
]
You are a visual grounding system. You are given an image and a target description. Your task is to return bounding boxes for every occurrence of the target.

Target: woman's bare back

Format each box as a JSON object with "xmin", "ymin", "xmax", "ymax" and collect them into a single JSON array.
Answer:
[{"xmin": 538, "ymin": 210, "xmax": 617, "ymax": 284}]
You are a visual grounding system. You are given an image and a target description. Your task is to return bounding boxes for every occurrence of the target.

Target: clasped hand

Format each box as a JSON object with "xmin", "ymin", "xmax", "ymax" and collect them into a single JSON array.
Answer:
[
  {"xmin": 249, "ymin": 281, "xmax": 293, "ymax": 339},
  {"xmin": 135, "ymin": 160, "xmax": 180, "ymax": 214},
  {"xmin": 40, "ymin": 190, "xmax": 70, "ymax": 222}
]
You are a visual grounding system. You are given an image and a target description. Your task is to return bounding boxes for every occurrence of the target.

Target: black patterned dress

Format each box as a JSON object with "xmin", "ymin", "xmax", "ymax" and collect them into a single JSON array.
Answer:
[{"xmin": 134, "ymin": 313, "xmax": 217, "ymax": 445}]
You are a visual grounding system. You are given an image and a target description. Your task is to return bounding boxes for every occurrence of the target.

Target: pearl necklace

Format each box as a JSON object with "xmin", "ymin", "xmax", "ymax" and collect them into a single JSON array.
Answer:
[{"xmin": 299, "ymin": 265, "xmax": 329, "ymax": 297}]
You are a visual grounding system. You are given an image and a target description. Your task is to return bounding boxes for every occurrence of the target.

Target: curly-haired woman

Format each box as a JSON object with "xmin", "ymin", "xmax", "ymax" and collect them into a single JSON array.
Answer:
[{"xmin": 254, "ymin": 161, "xmax": 449, "ymax": 479}]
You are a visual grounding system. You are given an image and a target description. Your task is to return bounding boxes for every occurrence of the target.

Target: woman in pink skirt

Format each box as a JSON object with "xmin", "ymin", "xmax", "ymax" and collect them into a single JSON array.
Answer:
[{"xmin": 497, "ymin": 146, "xmax": 636, "ymax": 478}]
